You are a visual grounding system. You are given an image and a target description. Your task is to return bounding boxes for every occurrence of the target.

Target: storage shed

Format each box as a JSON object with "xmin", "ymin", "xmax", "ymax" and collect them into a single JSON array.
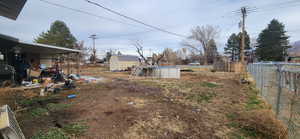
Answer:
[{"xmin": 109, "ymin": 55, "xmax": 140, "ymax": 71}]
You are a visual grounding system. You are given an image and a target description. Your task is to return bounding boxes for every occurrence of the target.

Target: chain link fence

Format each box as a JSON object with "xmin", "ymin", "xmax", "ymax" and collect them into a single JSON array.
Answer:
[{"xmin": 248, "ymin": 63, "xmax": 300, "ymax": 138}]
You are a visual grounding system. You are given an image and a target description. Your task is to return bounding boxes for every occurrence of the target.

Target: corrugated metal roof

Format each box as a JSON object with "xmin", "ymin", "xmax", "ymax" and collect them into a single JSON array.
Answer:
[
  {"xmin": 0, "ymin": 0, "xmax": 27, "ymax": 20},
  {"xmin": 0, "ymin": 33, "xmax": 81, "ymax": 54},
  {"xmin": 19, "ymin": 41, "xmax": 82, "ymax": 54},
  {"xmin": 115, "ymin": 55, "xmax": 139, "ymax": 61}
]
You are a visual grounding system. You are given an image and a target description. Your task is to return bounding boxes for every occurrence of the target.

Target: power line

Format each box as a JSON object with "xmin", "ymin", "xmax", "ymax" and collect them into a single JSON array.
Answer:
[
  {"xmin": 258, "ymin": 0, "xmax": 300, "ymax": 10},
  {"xmin": 85, "ymin": 0, "xmax": 187, "ymax": 38},
  {"xmin": 251, "ymin": 0, "xmax": 300, "ymax": 14},
  {"xmin": 98, "ymin": 30, "xmax": 155, "ymax": 39},
  {"xmin": 39, "ymin": 0, "xmax": 150, "ymax": 30}
]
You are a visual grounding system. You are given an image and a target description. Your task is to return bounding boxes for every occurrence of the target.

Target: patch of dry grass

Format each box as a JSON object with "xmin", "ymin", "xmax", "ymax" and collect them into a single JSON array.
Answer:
[
  {"xmin": 120, "ymin": 97, "xmax": 150, "ymax": 108},
  {"xmin": 237, "ymin": 110, "xmax": 288, "ymax": 139},
  {"xmin": 124, "ymin": 112, "xmax": 187, "ymax": 139}
]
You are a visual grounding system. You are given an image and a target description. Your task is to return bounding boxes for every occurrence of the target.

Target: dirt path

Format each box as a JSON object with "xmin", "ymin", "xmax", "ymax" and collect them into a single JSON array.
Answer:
[{"xmin": 67, "ymin": 80, "xmax": 220, "ymax": 138}]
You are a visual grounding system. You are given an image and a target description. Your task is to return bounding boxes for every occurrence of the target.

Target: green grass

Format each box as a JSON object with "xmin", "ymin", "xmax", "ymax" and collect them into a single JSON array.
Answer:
[
  {"xmin": 245, "ymin": 95, "xmax": 264, "ymax": 110},
  {"xmin": 30, "ymin": 108, "xmax": 48, "ymax": 118},
  {"xmin": 201, "ymin": 82, "xmax": 218, "ymax": 88},
  {"xmin": 230, "ymin": 132, "xmax": 246, "ymax": 139},
  {"xmin": 239, "ymin": 128, "xmax": 259, "ymax": 138},
  {"xmin": 47, "ymin": 103, "xmax": 72, "ymax": 111},
  {"xmin": 226, "ymin": 113, "xmax": 238, "ymax": 120},
  {"xmin": 31, "ymin": 122, "xmax": 88, "ymax": 139},
  {"xmin": 63, "ymin": 122, "xmax": 88, "ymax": 136},
  {"xmin": 186, "ymin": 92, "xmax": 216, "ymax": 103},
  {"xmin": 19, "ymin": 95, "xmax": 60, "ymax": 107},
  {"xmin": 31, "ymin": 123, "xmax": 88, "ymax": 139},
  {"xmin": 31, "ymin": 128, "xmax": 70, "ymax": 139},
  {"xmin": 227, "ymin": 122, "xmax": 240, "ymax": 128}
]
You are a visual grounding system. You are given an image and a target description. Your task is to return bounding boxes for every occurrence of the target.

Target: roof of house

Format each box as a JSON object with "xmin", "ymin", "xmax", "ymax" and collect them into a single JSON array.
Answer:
[
  {"xmin": 0, "ymin": 33, "xmax": 81, "ymax": 54},
  {"xmin": 0, "ymin": 0, "xmax": 27, "ymax": 20},
  {"xmin": 114, "ymin": 55, "xmax": 139, "ymax": 62}
]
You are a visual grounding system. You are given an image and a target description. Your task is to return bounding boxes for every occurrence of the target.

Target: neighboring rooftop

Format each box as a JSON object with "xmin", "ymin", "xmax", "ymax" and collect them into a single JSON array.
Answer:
[{"xmin": 114, "ymin": 55, "xmax": 140, "ymax": 61}]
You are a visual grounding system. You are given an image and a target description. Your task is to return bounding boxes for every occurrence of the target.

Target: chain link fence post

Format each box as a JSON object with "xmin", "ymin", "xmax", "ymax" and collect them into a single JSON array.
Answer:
[{"xmin": 275, "ymin": 64, "xmax": 283, "ymax": 117}]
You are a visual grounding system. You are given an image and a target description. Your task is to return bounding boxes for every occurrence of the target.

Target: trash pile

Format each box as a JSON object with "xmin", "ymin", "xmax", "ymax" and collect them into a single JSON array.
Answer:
[
  {"xmin": 19, "ymin": 72, "xmax": 102, "ymax": 96},
  {"xmin": 71, "ymin": 74, "xmax": 103, "ymax": 83}
]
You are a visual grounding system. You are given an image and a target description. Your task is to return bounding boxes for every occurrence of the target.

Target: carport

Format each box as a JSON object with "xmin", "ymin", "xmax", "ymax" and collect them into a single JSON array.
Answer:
[{"xmin": 0, "ymin": 33, "xmax": 81, "ymax": 83}]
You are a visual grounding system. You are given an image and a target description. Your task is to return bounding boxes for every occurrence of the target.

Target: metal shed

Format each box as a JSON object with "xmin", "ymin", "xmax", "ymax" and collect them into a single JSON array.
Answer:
[
  {"xmin": 132, "ymin": 66, "xmax": 180, "ymax": 79},
  {"xmin": 152, "ymin": 66, "xmax": 180, "ymax": 79}
]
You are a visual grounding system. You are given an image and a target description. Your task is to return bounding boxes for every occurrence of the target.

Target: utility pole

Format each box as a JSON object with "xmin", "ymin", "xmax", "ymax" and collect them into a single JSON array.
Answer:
[
  {"xmin": 89, "ymin": 34, "xmax": 98, "ymax": 64},
  {"xmin": 240, "ymin": 7, "xmax": 247, "ymax": 63}
]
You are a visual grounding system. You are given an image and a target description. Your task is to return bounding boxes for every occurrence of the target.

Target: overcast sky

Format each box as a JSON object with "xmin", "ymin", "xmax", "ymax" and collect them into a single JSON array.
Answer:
[{"xmin": 0, "ymin": 0, "xmax": 300, "ymax": 57}]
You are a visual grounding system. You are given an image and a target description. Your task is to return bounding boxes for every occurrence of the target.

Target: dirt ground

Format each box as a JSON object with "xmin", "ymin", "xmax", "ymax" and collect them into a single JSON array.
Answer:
[{"xmin": 0, "ymin": 67, "xmax": 287, "ymax": 139}]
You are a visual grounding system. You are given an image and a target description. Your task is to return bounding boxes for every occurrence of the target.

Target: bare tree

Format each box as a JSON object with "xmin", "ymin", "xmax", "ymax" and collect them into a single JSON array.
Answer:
[
  {"xmin": 183, "ymin": 25, "xmax": 219, "ymax": 65},
  {"xmin": 162, "ymin": 48, "xmax": 178, "ymax": 64},
  {"xmin": 133, "ymin": 40, "xmax": 165, "ymax": 65},
  {"xmin": 152, "ymin": 53, "xmax": 164, "ymax": 65},
  {"xmin": 133, "ymin": 41, "xmax": 150, "ymax": 65}
]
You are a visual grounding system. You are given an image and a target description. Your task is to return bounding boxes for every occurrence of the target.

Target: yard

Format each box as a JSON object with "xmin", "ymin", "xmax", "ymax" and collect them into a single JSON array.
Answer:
[{"xmin": 0, "ymin": 67, "xmax": 287, "ymax": 139}]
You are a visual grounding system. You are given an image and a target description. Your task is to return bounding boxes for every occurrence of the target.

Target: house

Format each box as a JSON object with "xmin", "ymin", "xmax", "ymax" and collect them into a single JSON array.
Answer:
[
  {"xmin": 0, "ymin": 33, "xmax": 81, "ymax": 83},
  {"xmin": 109, "ymin": 55, "xmax": 140, "ymax": 71}
]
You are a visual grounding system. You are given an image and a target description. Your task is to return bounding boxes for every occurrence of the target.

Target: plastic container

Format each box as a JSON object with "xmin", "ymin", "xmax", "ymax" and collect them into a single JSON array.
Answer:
[{"xmin": 67, "ymin": 94, "xmax": 77, "ymax": 99}]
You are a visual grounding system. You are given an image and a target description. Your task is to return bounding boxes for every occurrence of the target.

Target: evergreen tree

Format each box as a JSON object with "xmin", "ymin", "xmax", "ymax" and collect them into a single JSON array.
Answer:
[
  {"xmin": 255, "ymin": 19, "xmax": 290, "ymax": 61},
  {"xmin": 35, "ymin": 20, "xmax": 77, "ymax": 48},
  {"xmin": 224, "ymin": 33, "xmax": 239, "ymax": 61},
  {"xmin": 224, "ymin": 32, "xmax": 251, "ymax": 61}
]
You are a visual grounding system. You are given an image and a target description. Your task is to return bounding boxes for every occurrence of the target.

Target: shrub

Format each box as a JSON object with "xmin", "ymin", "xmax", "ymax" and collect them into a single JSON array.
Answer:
[{"xmin": 237, "ymin": 110, "xmax": 288, "ymax": 139}]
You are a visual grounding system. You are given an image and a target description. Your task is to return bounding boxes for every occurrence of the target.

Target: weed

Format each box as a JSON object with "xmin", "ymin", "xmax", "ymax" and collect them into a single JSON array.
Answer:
[
  {"xmin": 19, "ymin": 96, "xmax": 60, "ymax": 107},
  {"xmin": 239, "ymin": 127, "xmax": 259, "ymax": 138},
  {"xmin": 30, "ymin": 108, "xmax": 48, "ymax": 118},
  {"xmin": 245, "ymin": 95, "xmax": 264, "ymax": 110},
  {"xmin": 31, "ymin": 128, "xmax": 70, "ymax": 139},
  {"xmin": 63, "ymin": 122, "xmax": 88, "ymax": 136},
  {"xmin": 226, "ymin": 113, "xmax": 240, "ymax": 128},
  {"xmin": 201, "ymin": 82, "xmax": 218, "ymax": 88},
  {"xmin": 227, "ymin": 122, "xmax": 239, "ymax": 128},
  {"xmin": 47, "ymin": 103, "xmax": 72, "ymax": 111},
  {"xmin": 249, "ymin": 85, "xmax": 259, "ymax": 95},
  {"xmin": 186, "ymin": 92, "xmax": 216, "ymax": 103},
  {"xmin": 230, "ymin": 132, "xmax": 246, "ymax": 139},
  {"xmin": 226, "ymin": 113, "xmax": 238, "ymax": 120}
]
